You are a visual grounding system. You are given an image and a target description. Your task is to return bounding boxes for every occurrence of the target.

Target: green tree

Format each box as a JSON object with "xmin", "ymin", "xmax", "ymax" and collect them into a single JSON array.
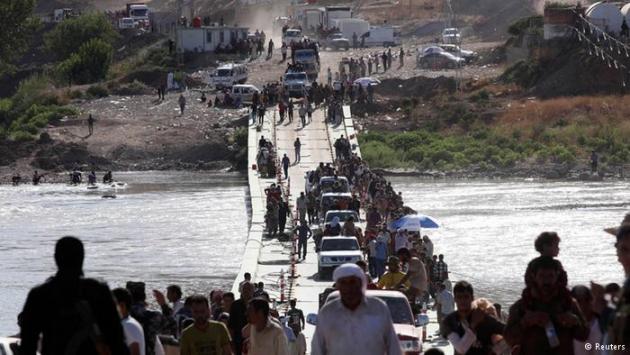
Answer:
[
  {"xmin": 57, "ymin": 38, "xmax": 113, "ymax": 85},
  {"xmin": 0, "ymin": 0, "xmax": 39, "ymax": 75},
  {"xmin": 45, "ymin": 12, "xmax": 118, "ymax": 61}
]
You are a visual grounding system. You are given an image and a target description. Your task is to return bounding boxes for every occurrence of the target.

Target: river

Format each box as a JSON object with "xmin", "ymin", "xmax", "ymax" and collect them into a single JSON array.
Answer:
[
  {"xmin": 0, "ymin": 175, "xmax": 625, "ymax": 335},
  {"xmin": 0, "ymin": 172, "xmax": 248, "ymax": 335},
  {"xmin": 391, "ymin": 177, "xmax": 625, "ymax": 309}
]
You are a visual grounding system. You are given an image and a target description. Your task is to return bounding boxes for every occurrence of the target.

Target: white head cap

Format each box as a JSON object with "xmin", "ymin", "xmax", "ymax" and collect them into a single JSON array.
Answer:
[{"xmin": 333, "ymin": 263, "xmax": 366, "ymax": 291}]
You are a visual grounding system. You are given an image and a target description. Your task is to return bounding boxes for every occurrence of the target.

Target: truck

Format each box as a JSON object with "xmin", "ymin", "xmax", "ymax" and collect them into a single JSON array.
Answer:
[
  {"xmin": 294, "ymin": 49, "xmax": 319, "ymax": 81},
  {"xmin": 362, "ymin": 26, "xmax": 402, "ymax": 47},
  {"xmin": 324, "ymin": 6, "xmax": 352, "ymax": 28},
  {"xmin": 331, "ymin": 18, "xmax": 369, "ymax": 45},
  {"xmin": 303, "ymin": 8, "xmax": 324, "ymax": 34},
  {"xmin": 283, "ymin": 71, "xmax": 311, "ymax": 98},
  {"xmin": 126, "ymin": 3, "xmax": 150, "ymax": 28}
]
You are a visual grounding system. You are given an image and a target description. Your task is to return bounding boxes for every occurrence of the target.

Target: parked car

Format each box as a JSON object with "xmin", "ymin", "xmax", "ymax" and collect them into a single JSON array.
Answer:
[
  {"xmin": 442, "ymin": 27, "xmax": 461, "ymax": 44},
  {"xmin": 417, "ymin": 51, "xmax": 465, "ymax": 69},
  {"xmin": 323, "ymin": 33, "xmax": 350, "ymax": 50},
  {"xmin": 438, "ymin": 44, "xmax": 477, "ymax": 62},
  {"xmin": 211, "ymin": 63, "xmax": 248, "ymax": 89},
  {"xmin": 231, "ymin": 84, "xmax": 260, "ymax": 104},
  {"xmin": 307, "ymin": 290, "xmax": 429, "ymax": 355},
  {"xmin": 317, "ymin": 236, "xmax": 363, "ymax": 278}
]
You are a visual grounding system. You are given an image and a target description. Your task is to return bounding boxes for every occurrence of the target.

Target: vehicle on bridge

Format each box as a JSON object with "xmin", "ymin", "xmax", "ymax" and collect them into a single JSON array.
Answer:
[
  {"xmin": 313, "ymin": 210, "xmax": 361, "ymax": 247},
  {"xmin": 317, "ymin": 176, "xmax": 350, "ymax": 196},
  {"xmin": 317, "ymin": 236, "xmax": 363, "ymax": 278},
  {"xmin": 283, "ymin": 71, "xmax": 311, "ymax": 98},
  {"xmin": 283, "ymin": 28, "xmax": 303, "ymax": 46},
  {"xmin": 308, "ymin": 290, "xmax": 429, "ymax": 354},
  {"xmin": 319, "ymin": 192, "xmax": 352, "ymax": 220}
]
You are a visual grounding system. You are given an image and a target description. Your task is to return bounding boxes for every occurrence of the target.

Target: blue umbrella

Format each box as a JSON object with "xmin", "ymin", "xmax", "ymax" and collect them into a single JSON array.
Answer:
[{"xmin": 390, "ymin": 214, "xmax": 440, "ymax": 231}]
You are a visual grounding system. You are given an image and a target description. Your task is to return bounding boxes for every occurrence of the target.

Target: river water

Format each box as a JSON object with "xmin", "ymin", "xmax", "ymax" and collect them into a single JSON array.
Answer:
[
  {"xmin": 390, "ymin": 177, "xmax": 625, "ymax": 309},
  {"xmin": 0, "ymin": 175, "xmax": 625, "ymax": 335},
  {"xmin": 0, "ymin": 172, "xmax": 248, "ymax": 335}
]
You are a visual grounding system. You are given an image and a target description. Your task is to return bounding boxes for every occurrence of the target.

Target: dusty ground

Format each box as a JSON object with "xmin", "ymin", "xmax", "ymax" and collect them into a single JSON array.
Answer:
[{"xmin": 1, "ymin": 39, "xmax": 505, "ymax": 182}]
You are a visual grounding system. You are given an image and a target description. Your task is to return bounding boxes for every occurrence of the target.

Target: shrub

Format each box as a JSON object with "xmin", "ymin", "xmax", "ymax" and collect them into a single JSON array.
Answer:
[
  {"xmin": 404, "ymin": 146, "xmax": 425, "ymax": 163},
  {"xmin": 57, "ymin": 38, "xmax": 113, "ymax": 85},
  {"xmin": 11, "ymin": 130, "xmax": 35, "ymax": 142},
  {"xmin": 45, "ymin": 12, "xmax": 118, "ymax": 60},
  {"xmin": 86, "ymin": 84, "xmax": 109, "ymax": 98},
  {"xmin": 233, "ymin": 127, "xmax": 248, "ymax": 147},
  {"xmin": 361, "ymin": 141, "xmax": 400, "ymax": 168}
]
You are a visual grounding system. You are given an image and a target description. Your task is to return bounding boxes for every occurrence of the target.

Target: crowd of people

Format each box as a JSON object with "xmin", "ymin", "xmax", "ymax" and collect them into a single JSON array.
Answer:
[{"xmin": 16, "ymin": 236, "xmax": 310, "ymax": 355}]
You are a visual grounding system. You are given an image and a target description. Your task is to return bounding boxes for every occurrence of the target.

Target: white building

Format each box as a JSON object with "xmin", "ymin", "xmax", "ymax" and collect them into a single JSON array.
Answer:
[{"xmin": 176, "ymin": 25, "xmax": 249, "ymax": 53}]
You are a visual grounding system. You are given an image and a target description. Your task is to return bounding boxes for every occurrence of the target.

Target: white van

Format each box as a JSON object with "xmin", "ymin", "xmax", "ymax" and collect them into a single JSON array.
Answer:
[
  {"xmin": 282, "ymin": 29, "xmax": 303, "ymax": 45},
  {"xmin": 231, "ymin": 84, "xmax": 260, "ymax": 104},
  {"xmin": 363, "ymin": 26, "xmax": 402, "ymax": 47},
  {"xmin": 211, "ymin": 63, "xmax": 248, "ymax": 89}
]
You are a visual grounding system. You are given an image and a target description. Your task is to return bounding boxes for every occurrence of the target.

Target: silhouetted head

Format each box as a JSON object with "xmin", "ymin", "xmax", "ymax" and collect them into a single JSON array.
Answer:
[{"xmin": 54, "ymin": 236, "xmax": 84, "ymax": 276}]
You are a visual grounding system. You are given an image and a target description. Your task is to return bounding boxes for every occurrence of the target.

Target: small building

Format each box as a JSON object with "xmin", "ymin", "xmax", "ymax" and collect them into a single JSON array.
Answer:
[{"xmin": 176, "ymin": 25, "xmax": 249, "ymax": 53}]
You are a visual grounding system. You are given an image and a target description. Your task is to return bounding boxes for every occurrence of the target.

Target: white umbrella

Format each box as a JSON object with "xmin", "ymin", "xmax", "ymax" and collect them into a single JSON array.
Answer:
[{"xmin": 353, "ymin": 77, "xmax": 381, "ymax": 88}]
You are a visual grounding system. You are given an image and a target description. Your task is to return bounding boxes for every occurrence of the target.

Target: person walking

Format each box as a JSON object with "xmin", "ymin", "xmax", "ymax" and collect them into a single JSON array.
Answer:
[
  {"xmin": 258, "ymin": 105, "xmax": 266, "ymax": 126},
  {"xmin": 311, "ymin": 264, "xmax": 402, "ymax": 355},
  {"xmin": 294, "ymin": 221, "xmax": 312, "ymax": 260},
  {"xmin": 288, "ymin": 100, "xmax": 294, "ymax": 123},
  {"xmin": 180, "ymin": 295, "xmax": 232, "ymax": 355},
  {"xmin": 442, "ymin": 281, "xmax": 506, "ymax": 354},
  {"xmin": 396, "ymin": 248, "xmax": 428, "ymax": 305},
  {"xmin": 268, "ymin": 39, "xmax": 274, "ymax": 59},
  {"xmin": 505, "ymin": 257, "xmax": 589, "ymax": 355},
  {"xmin": 382, "ymin": 52, "xmax": 388, "ymax": 71},
  {"xmin": 399, "ymin": 47, "xmax": 405, "ymax": 67},
  {"xmin": 87, "ymin": 114, "xmax": 95, "ymax": 136},
  {"xmin": 327, "ymin": 67, "xmax": 332, "ymax": 86},
  {"xmin": 298, "ymin": 104, "xmax": 307, "ymax": 128},
  {"xmin": 281, "ymin": 43, "xmax": 287, "ymax": 62},
  {"xmin": 306, "ymin": 102, "xmax": 313, "ymax": 124},
  {"xmin": 294, "ymin": 138, "xmax": 301, "ymax": 163},
  {"xmin": 113, "ymin": 288, "xmax": 146, "ymax": 355},
  {"xmin": 279, "ymin": 101, "xmax": 286, "ymax": 123},
  {"xmin": 282, "ymin": 154, "xmax": 290, "ymax": 179},
  {"xmin": 278, "ymin": 199, "xmax": 290, "ymax": 235},
  {"xmin": 296, "ymin": 192, "xmax": 307, "ymax": 224},
  {"xmin": 179, "ymin": 93, "xmax": 186, "ymax": 115},
  {"xmin": 247, "ymin": 299, "xmax": 289, "ymax": 355},
  {"xmin": 229, "ymin": 282, "xmax": 254, "ymax": 355},
  {"xmin": 387, "ymin": 48, "xmax": 393, "ymax": 70},
  {"xmin": 20, "ymin": 237, "xmax": 129, "ymax": 355}
]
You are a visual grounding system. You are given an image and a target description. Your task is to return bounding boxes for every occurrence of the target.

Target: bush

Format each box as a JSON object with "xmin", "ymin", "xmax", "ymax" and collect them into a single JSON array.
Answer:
[
  {"xmin": 233, "ymin": 127, "xmax": 248, "ymax": 147},
  {"xmin": 86, "ymin": 84, "xmax": 109, "ymax": 98},
  {"xmin": 57, "ymin": 38, "xmax": 113, "ymax": 85},
  {"xmin": 11, "ymin": 74, "xmax": 52, "ymax": 113},
  {"xmin": 45, "ymin": 13, "xmax": 118, "ymax": 60},
  {"xmin": 11, "ymin": 130, "xmax": 35, "ymax": 142},
  {"xmin": 362, "ymin": 141, "xmax": 400, "ymax": 168}
]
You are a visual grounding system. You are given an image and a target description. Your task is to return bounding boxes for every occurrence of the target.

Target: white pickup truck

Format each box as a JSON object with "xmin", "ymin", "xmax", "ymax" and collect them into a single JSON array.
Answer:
[
  {"xmin": 283, "ymin": 71, "xmax": 311, "ymax": 98},
  {"xmin": 317, "ymin": 236, "xmax": 363, "ymax": 278}
]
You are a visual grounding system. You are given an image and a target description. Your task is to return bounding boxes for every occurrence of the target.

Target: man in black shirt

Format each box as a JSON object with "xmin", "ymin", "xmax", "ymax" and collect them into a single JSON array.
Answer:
[
  {"xmin": 229, "ymin": 282, "xmax": 255, "ymax": 355},
  {"xmin": 441, "ymin": 281, "xmax": 505, "ymax": 355},
  {"xmin": 20, "ymin": 236, "xmax": 128, "ymax": 355}
]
